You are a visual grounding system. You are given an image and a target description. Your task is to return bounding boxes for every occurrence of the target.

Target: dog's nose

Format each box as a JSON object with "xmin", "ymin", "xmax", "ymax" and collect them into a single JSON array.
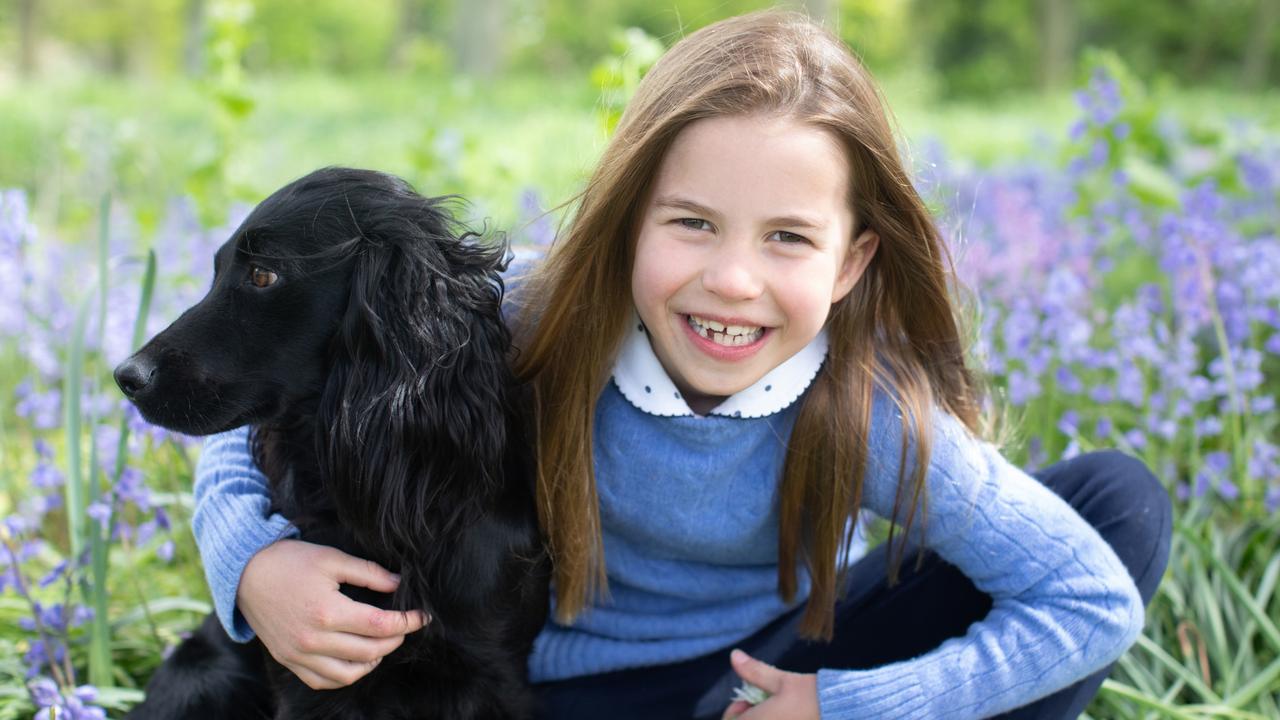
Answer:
[{"xmin": 114, "ymin": 356, "xmax": 157, "ymax": 399}]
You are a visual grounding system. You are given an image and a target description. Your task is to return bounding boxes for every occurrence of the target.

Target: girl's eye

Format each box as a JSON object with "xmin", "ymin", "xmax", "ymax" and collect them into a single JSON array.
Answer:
[
  {"xmin": 769, "ymin": 230, "xmax": 810, "ymax": 245},
  {"xmin": 249, "ymin": 266, "xmax": 279, "ymax": 288},
  {"xmin": 678, "ymin": 218, "xmax": 712, "ymax": 231}
]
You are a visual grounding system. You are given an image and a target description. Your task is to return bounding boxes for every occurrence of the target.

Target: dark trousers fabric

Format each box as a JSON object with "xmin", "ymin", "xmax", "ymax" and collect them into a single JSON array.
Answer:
[{"xmin": 532, "ymin": 450, "xmax": 1173, "ymax": 720}]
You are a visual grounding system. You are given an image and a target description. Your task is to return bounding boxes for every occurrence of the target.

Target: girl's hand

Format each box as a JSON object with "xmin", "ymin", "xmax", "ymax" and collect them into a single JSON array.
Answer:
[
  {"xmin": 721, "ymin": 649, "xmax": 820, "ymax": 720},
  {"xmin": 237, "ymin": 539, "xmax": 430, "ymax": 690}
]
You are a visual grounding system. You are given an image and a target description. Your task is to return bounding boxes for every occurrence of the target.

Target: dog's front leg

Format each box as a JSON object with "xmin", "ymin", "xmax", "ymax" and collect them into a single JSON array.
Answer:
[{"xmin": 127, "ymin": 613, "xmax": 274, "ymax": 720}]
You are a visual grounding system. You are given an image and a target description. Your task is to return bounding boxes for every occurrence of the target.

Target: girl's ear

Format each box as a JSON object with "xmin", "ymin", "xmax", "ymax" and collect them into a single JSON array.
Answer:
[{"xmin": 831, "ymin": 227, "xmax": 879, "ymax": 304}]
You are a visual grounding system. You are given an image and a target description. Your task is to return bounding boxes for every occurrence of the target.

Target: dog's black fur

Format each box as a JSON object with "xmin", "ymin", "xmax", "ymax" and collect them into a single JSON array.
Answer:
[{"xmin": 114, "ymin": 167, "xmax": 550, "ymax": 719}]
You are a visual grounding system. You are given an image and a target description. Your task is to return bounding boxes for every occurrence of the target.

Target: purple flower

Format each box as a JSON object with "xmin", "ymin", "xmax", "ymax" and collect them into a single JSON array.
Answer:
[
  {"xmin": 28, "ymin": 677, "xmax": 59, "ymax": 708},
  {"xmin": 1217, "ymin": 478, "xmax": 1239, "ymax": 501},
  {"xmin": 38, "ymin": 560, "xmax": 67, "ymax": 588},
  {"xmin": 1204, "ymin": 451, "xmax": 1231, "ymax": 475},
  {"xmin": 86, "ymin": 501, "xmax": 112, "ymax": 525},
  {"xmin": 1193, "ymin": 471, "xmax": 1211, "ymax": 498},
  {"xmin": 136, "ymin": 519, "xmax": 158, "ymax": 546},
  {"xmin": 1007, "ymin": 369, "xmax": 1040, "ymax": 406},
  {"xmin": 1095, "ymin": 416, "xmax": 1113, "ymax": 437},
  {"xmin": 14, "ymin": 383, "xmax": 61, "ymax": 430},
  {"xmin": 29, "ymin": 461, "xmax": 64, "ymax": 489},
  {"xmin": 1124, "ymin": 428, "xmax": 1147, "ymax": 450}
]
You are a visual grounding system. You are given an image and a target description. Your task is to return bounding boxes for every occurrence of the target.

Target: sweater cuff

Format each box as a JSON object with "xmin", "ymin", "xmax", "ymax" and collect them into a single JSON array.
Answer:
[
  {"xmin": 818, "ymin": 665, "xmax": 929, "ymax": 719},
  {"xmin": 202, "ymin": 512, "xmax": 299, "ymax": 642}
]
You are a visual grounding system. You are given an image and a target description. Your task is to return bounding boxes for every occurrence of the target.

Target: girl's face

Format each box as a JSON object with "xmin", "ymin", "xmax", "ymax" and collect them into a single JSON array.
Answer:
[{"xmin": 632, "ymin": 114, "xmax": 878, "ymax": 414}]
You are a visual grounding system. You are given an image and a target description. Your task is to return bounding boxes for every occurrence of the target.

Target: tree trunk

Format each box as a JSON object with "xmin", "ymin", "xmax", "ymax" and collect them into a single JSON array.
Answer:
[
  {"xmin": 1244, "ymin": 0, "xmax": 1280, "ymax": 88},
  {"xmin": 1038, "ymin": 0, "xmax": 1074, "ymax": 92},
  {"xmin": 18, "ymin": 0, "xmax": 36, "ymax": 78},
  {"xmin": 184, "ymin": 0, "xmax": 206, "ymax": 76},
  {"xmin": 452, "ymin": 0, "xmax": 505, "ymax": 77},
  {"xmin": 392, "ymin": 0, "xmax": 425, "ymax": 69}
]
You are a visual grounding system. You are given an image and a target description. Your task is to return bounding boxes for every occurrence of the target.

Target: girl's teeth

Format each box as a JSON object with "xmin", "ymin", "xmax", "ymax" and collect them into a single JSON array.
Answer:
[{"xmin": 688, "ymin": 315, "xmax": 763, "ymax": 346}]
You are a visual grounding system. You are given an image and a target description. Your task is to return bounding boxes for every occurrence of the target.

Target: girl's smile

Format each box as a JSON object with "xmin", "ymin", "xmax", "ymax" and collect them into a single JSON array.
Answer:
[
  {"xmin": 682, "ymin": 313, "xmax": 771, "ymax": 360},
  {"xmin": 631, "ymin": 114, "xmax": 879, "ymax": 415}
]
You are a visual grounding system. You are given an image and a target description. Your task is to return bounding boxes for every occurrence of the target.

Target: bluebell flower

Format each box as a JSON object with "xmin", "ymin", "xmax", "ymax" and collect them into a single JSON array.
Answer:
[
  {"xmin": 1204, "ymin": 451, "xmax": 1231, "ymax": 475},
  {"xmin": 1007, "ymin": 369, "xmax": 1040, "ymax": 406},
  {"xmin": 1094, "ymin": 416, "xmax": 1113, "ymax": 438},
  {"xmin": 28, "ymin": 677, "xmax": 59, "ymax": 708},
  {"xmin": 86, "ymin": 501, "xmax": 112, "ymax": 525},
  {"xmin": 1124, "ymin": 428, "xmax": 1147, "ymax": 450},
  {"xmin": 1217, "ymin": 479, "xmax": 1239, "ymax": 501}
]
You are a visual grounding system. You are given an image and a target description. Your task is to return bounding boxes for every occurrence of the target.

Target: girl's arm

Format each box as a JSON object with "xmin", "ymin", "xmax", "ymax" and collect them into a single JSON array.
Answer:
[
  {"xmin": 193, "ymin": 429, "xmax": 427, "ymax": 689},
  {"xmin": 192, "ymin": 426, "xmax": 299, "ymax": 640},
  {"xmin": 815, "ymin": 390, "xmax": 1145, "ymax": 719}
]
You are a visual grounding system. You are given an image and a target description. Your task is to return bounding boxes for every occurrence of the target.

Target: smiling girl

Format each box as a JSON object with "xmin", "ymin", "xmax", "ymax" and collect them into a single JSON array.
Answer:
[{"xmin": 192, "ymin": 10, "xmax": 1172, "ymax": 719}]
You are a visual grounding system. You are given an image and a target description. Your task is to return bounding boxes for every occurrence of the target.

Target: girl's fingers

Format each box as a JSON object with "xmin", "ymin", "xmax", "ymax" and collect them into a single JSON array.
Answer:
[
  {"xmin": 330, "ymin": 597, "xmax": 430, "ymax": 638},
  {"xmin": 729, "ymin": 649, "xmax": 785, "ymax": 695},
  {"xmin": 296, "ymin": 655, "xmax": 382, "ymax": 689},
  {"xmin": 307, "ymin": 630, "xmax": 405, "ymax": 665},
  {"xmin": 326, "ymin": 548, "xmax": 403, "ymax": 594},
  {"xmin": 721, "ymin": 700, "xmax": 752, "ymax": 719}
]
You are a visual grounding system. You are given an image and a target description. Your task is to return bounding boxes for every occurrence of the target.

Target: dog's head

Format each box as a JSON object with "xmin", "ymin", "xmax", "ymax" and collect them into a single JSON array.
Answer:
[{"xmin": 114, "ymin": 167, "xmax": 511, "ymax": 447}]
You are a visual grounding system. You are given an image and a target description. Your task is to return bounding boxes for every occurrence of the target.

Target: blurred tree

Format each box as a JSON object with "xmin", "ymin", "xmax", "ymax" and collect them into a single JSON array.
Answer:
[
  {"xmin": 1244, "ymin": 0, "xmax": 1279, "ymax": 87},
  {"xmin": 452, "ymin": 0, "xmax": 506, "ymax": 76},
  {"xmin": 18, "ymin": 0, "xmax": 36, "ymax": 77},
  {"xmin": 4, "ymin": 0, "xmax": 1274, "ymax": 92},
  {"xmin": 835, "ymin": 0, "xmax": 911, "ymax": 75},
  {"xmin": 392, "ymin": 0, "xmax": 426, "ymax": 68},
  {"xmin": 183, "ymin": 0, "xmax": 205, "ymax": 75},
  {"xmin": 42, "ymin": 0, "xmax": 185, "ymax": 74},
  {"xmin": 1039, "ymin": 0, "xmax": 1074, "ymax": 91},
  {"xmin": 247, "ymin": 0, "xmax": 397, "ymax": 71},
  {"xmin": 918, "ymin": 0, "xmax": 1039, "ymax": 97}
]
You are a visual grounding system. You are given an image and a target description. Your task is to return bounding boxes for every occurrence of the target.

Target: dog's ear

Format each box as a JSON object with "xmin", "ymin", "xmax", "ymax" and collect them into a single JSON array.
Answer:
[{"xmin": 317, "ymin": 199, "xmax": 513, "ymax": 558}]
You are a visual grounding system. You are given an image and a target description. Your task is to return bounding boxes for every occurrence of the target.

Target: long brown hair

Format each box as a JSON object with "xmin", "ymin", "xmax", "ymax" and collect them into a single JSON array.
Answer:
[{"xmin": 512, "ymin": 10, "xmax": 989, "ymax": 639}]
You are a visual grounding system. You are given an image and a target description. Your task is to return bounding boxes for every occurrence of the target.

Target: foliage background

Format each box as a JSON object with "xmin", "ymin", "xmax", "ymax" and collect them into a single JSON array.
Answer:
[{"xmin": 0, "ymin": 0, "xmax": 1278, "ymax": 718}]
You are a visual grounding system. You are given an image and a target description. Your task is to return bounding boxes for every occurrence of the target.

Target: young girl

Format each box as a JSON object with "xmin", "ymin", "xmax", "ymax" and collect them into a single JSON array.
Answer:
[{"xmin": 192, "ymin": 11, "xmax": 1172, "ymax": 719}]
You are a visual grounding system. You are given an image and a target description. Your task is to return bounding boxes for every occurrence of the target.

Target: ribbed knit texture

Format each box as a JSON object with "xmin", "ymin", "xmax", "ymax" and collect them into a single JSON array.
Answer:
[
  {"xmin": 192, "ymin": 427, "xmax": 298, "ymax": 641},
  {"xmin": 191, "ymin": 381, "xmax": 1144, "ymax": 718}
]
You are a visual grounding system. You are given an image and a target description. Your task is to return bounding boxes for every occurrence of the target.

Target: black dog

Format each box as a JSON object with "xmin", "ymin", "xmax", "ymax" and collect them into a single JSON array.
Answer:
[{"xmin": 114, "ymin": 167, "xmax": 550, "ymax": 719}]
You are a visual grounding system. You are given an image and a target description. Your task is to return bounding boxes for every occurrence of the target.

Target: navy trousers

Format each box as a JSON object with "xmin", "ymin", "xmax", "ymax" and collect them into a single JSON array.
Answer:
[{"xmin": 532, "ymin": 450, "xmax": 1173, "ymax": 719}]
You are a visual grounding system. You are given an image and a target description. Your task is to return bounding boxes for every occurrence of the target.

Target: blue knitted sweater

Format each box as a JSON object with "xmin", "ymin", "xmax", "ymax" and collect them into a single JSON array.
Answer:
[{"xmin": 191, "ymin": 329, "xmax": 1144, "ymax": 719}]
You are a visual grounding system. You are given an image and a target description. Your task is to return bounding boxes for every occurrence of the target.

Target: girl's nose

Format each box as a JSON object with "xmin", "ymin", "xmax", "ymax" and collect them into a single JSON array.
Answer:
[{"xmin": 700, "ymin": 242, "xmax": 763, "ymax": 301}]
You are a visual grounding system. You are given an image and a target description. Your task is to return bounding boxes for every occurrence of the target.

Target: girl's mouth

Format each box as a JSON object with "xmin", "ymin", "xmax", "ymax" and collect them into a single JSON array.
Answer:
[
  {"xmin": 683, "ymin": 314, "xmax": 768, "ymax": 360},
  {"xmin": 685, "ymin": 314, "xmax": 765, "ymax": 346}
]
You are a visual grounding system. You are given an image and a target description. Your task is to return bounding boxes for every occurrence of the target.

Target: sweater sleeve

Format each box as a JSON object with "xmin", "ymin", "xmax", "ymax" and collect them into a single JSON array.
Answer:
[
  {"xmin": 815, "ymin": 389, "xmax": 1145, "ymax": 719},
  {"xmin": 192, "ymin": 426, "xmax": 299, "ymax": 642}
]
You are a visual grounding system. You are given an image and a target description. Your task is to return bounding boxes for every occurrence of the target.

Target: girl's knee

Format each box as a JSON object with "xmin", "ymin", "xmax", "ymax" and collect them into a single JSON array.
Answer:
[{"xmin": 1063, "ymin": 450, "xmax": 1172, "ymax": 603}]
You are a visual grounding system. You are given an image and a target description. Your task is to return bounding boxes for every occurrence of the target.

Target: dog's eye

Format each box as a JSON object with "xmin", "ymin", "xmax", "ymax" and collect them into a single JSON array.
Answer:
[{"xmin": 250, "ymin": 266, "xmax": 279, "ymax": 288}]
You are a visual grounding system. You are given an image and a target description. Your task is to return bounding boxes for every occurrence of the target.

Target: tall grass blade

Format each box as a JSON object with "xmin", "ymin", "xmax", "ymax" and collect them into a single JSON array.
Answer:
[
  {"xmin": 85, "ymin": 194, "xmax": 115, "ymax": 687},
  {"xmin": 62, "ymin": 294, "xmax": 92, "ymax": 561},
  {"xmin": 1182, "ymin": 528, "xmax": 1280, "ymax": 653}
]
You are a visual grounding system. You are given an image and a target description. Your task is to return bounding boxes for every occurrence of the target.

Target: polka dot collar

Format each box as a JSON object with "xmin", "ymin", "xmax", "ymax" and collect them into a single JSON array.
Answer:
[{"xmin": 611, "ymin": 311, "xmax": 829, "ymax": 418}]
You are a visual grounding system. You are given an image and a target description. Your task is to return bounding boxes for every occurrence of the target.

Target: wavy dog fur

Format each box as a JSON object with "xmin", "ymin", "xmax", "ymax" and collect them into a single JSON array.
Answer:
[{"xmin": 115, "ymin": 167, "xmax": 549, "ymax": 720}]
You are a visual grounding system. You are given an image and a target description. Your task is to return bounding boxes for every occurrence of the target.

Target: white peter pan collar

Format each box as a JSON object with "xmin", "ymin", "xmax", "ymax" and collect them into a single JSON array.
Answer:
[{"xmin": 611, "ymin": 311, "xmax": 829, "ymax": 418}]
